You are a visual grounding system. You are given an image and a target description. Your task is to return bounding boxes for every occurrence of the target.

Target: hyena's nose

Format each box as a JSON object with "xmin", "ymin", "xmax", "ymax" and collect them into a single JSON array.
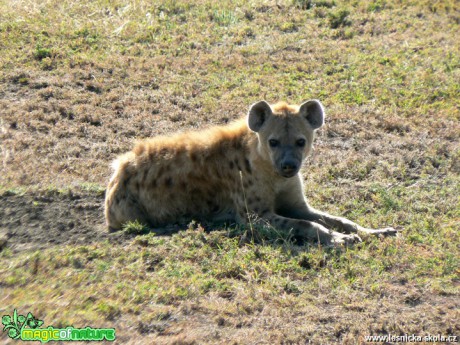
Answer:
[{"xmin": 281, "ymin": 161, "xmax": 298, "ymax": 174}]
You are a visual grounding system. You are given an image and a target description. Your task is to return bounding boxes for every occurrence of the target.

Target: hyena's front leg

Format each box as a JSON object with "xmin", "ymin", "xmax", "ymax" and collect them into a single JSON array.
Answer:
[
  {"xmin": 274, "ymin": 178, "xmax": 397, "ymax": 238},
  {"xmin": 281, "ymin": 201, "xmax": 398, "ymax": 236},
  {"xmin": 239, "ymin": 206, "xmax": 361, "ymax": 245},
  {"xmin": 265, "ymin": 212, "xmax": 362, "ymax": 245},
  {"xmin": 303, "ymin": 207, "xmax": 398, "ymax": 237},
  {"xmin": 233, "ymin": 192, "xmax": 358, "ymax": 245}
]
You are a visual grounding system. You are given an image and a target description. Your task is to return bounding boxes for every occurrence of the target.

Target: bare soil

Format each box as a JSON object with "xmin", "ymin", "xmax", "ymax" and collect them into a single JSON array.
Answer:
[
  {"xmin": 0, "ymin": 189, "xmax": 198, "ymax": 253},
  {"xmin": 0, "ymin": 189, "xmax": 111, "ymax": 253}
]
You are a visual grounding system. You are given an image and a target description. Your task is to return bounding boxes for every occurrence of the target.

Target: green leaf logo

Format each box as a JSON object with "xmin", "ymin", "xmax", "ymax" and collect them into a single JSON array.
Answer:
[{"xmin": 1, "ymin": 309, "xmax": 44, "ymax": 340}]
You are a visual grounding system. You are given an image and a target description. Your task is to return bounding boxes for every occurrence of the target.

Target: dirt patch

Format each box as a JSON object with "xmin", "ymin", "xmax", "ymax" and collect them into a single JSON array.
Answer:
[
  {"xmin": 0, "ymin": 190, "xmax": 117, "ymax": 252},
  {"xmin": 0, "ymin": 189, "xmax": 199, "ymax": 253}
]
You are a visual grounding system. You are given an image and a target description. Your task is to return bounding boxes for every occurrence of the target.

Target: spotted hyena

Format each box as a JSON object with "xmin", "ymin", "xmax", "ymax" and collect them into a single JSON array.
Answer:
[{"xmin": 105, "ymin": 100, "xmax": 397, "ymax": 245}]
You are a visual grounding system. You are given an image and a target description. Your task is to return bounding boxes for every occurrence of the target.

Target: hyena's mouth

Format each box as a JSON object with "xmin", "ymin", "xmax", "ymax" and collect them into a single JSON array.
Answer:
[
  {"xmin": 277, "ymin": 161, "xmax": 300, "ymax": 178},
  {"xmin": 277, "ymin": 167, "xmax": 300, "ymax": 178},
  {"xmin": 280, "ymin": 170, "xmax": 299, "ymax": 178}
]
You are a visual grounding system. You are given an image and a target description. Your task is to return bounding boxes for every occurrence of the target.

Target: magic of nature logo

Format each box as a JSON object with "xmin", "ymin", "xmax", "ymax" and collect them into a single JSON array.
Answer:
[{"xmin": 2, "ymin": 309, "xmax": 115, "ymax": 343}]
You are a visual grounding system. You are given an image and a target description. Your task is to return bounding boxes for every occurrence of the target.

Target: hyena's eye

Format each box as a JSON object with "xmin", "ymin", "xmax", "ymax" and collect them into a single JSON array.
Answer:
[
  {"xmin": 296, "ymin": 139, "xmax": 306, "ymax": 147},
  {"xmin": 269, "ymin": 139, "xmax": 280, "ymax": 148}
]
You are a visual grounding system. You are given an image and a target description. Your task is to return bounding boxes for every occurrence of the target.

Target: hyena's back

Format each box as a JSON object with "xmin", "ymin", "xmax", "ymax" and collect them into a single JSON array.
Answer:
[{"xmin": 104, "ymin": 119, "xmax": 252, "ymax": 229}]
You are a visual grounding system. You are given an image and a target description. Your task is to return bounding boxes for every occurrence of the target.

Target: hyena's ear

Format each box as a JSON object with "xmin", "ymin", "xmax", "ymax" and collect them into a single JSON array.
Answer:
[
  {"xmin": 299, "ymin": 99, "xmax": 324, "ymax": 130},
  {"xmin": 248, "ymin": 100, "xmax": 272, "ymax": 132}
]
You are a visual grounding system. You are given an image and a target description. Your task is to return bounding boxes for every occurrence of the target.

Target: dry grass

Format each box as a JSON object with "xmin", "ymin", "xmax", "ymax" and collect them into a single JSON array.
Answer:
[{"xmin": 0, "ymin": 0, "xmax": 459, "ymax": 343}]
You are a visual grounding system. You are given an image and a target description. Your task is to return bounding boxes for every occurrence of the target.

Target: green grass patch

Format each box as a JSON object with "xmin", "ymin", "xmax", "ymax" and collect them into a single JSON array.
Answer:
[{"xmin": 122, "ymin": 220, "xmax": 151, "ymax": 235}]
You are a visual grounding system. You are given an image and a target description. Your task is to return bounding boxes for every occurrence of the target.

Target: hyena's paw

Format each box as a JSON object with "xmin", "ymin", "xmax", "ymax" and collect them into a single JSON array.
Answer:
[
  {"xmin": 362, "ymin": 227, "xmax": 400, "ymax": 237},
  {"xmin": 328, "ymin": 232, "xmax": 362, "ymax": 246}
]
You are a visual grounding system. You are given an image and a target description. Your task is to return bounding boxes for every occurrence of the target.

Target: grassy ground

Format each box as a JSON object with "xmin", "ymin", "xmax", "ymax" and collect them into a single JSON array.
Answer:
[{"xmin": 0, "ymin": 0, "xmax": 459, "ymax": 343}]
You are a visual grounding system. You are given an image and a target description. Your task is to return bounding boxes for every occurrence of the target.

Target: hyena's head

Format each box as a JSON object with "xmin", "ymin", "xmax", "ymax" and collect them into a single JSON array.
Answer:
[{"xmin": 247, "ymin": 100, "xmax": 324, "ymax": 178}]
